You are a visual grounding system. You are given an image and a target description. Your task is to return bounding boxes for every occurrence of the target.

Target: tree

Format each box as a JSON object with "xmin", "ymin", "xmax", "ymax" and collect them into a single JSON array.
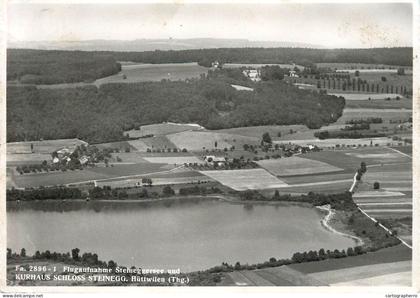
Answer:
[
  {"xmin": 162, "ymin": 185, "xmax": 175, "ymax": 196},
  {"xmin": 355, "ymin": 70, "xmax": 360, "ymax": 77},
  {"xmin": 262, "ymin": 132, "xmax": 272, "ymax": 144},
  {"xmin": 373, "ymin": 181, "xmax": 380, "ymax": 189},
  {"xmin": 20, "ymin": 248, "xmax": 26, "ymax": 257},
  {"xmin": 273, "ymin": 190, "xmax": 280, "ymax": 200},
  {"xmin": 397, "ymin": 68, "xmax": 405, "ymax": 75},
  {"xmin": 108, "ymin": 260, "xmax": 117, "ymax": 268},
  {"xmin": 215, "ymin": 141, "xmax": 218, "ymax": 148},
  {"xmin": 7, "ymin": 248, "xmax": 12, "ymax": 259},
  {"xmin": 142, "ymin": 178, "xmax": 153, "ymax": 187},
  {"xmin": 360, "ymin": 162, "xmax": 367, "ymax": 174},
  {"xmin": 71, "ymin": 248, "xmax": 80, "ymax": 261}
]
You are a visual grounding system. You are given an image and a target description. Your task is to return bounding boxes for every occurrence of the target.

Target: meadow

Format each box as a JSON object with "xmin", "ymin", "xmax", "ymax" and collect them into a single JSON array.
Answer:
[
  {"xmin": 328, "ymin": 93, "xmax": 403, "ymax": 100},
  {"xmin": 10, "ymin": 163, "xmax": 169, "ymax": 188},
  {"xmin": 7, "ymin": 139, "xmax": 87, "ymax": 154},
  {"xmin": 256, "ymin": 156, "xmax": 343, "ymax": 176},
  {"xmin": 336, "ymin": 108, "xmax": 412, "ymax": 124},
  {"xmin": 126, "ymin": 122, "xmax": 204, "ymax": 138},
  {"xmin": 200, "ymin": 169, "xmax": 287, "ymax": 191},
  {"xmin": 94, "ymin": 62, "xmax": 207, "ymax": 85},
  {"xmin": 167, "ymin": 131, "xmax": 259, "ymax": 151}
]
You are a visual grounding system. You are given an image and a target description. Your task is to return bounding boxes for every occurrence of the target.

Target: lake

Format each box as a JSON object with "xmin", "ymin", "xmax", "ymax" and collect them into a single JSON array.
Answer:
[{"xmin": 7, "ymin": 198, "xmax": 355, "ymax": 272}]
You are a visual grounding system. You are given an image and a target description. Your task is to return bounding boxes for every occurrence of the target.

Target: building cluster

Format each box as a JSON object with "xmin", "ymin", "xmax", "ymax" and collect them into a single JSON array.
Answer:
[{"xmin": 52, "ymin": 147, "xmax": 89, "ymax": 166}]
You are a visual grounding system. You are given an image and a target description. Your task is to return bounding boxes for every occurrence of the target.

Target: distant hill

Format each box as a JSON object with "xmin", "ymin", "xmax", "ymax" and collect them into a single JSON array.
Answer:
[{"xmin": 8, "ymin": 38, "xmax": 324, "ymax": 52}]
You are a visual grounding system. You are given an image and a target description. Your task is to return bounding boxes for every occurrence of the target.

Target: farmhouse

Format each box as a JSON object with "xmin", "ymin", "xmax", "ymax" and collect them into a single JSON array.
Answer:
[
  {"xmin": 79, "ymin": 155, "xmax": 89, "ymax": 165},
  {"xmin": 204, "ymin": 155, "xmax": 227, "ymax": 166},
  {"xmin": 242, "ymin": 69, "xmax": 261, "ymax": 82},
  {"xmin": 289, "ymin": 70, "xmax": 299, "ymax": 78},
  {"xmin": 211, "ymin": 61, "xmax": 220, "ymax": 69}
]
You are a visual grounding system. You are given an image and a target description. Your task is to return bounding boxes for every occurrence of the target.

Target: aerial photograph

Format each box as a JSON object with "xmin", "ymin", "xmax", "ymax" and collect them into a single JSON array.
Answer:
[{"xmin": 4, "ymin": 2, "xmax": 413, "ymax": 287}]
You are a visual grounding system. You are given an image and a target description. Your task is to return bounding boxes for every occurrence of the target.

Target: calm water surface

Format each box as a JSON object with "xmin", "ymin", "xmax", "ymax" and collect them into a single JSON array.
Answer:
[{"xmin": 7, "ymin": 198, "xmax": 355, "ymax": 272}]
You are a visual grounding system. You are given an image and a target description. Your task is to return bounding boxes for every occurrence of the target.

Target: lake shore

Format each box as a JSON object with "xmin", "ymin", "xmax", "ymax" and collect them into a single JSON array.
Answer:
[{"xmin": 316, "ymin": 204, "xmax": 364, "ymax": 246}]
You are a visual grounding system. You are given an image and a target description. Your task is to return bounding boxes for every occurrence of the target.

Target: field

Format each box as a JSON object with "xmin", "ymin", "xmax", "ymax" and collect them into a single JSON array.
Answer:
[
  {"xmin": 7, "ymin": 153, "xmax": 53, "ymax": 166},
  {"xmin": 223, "ymin": 244, "xmax": 411, "ymax": 286},
  {"xmin": 7, "ymin": 138, "xmax": 87, "ymax": 154},
  {"xmin": 275, "ymin": 137, "xmax": 396, "ymax": 148},
  {"xmin": 126, "ymin": 122, "xmax": 204, "ymax": 138},
  {"xmin": 215, "ymin": 125, "xmax": 308, "ymax": 139},
  {"xmin": 7, "ymin": 139, "xmax": 88, "ymax": 166},
  {"xmin": 223, "ymin": 63, "xmax": 304, "ymax": 70},
  {"xmin": 304, "ymin": 147, "xmax": 410, "ymax": 170},
  {"xmin": 315, "ymin": 63, "xmax": 412, "ymax": 70},
  {"xmin": 199, "ymin": 169, "xmax": 287, "ymax": 191},
  {"xmin": 256, "ymin": 156, "xmax": 343, "ymax": 176},
  {"xmin": 336, "ymin": 108, "xmax": 412, "ymax": 124},
  {"xmin": 94, "ymin": 62, "xmax": 208, "ymax": 85},
  {"xmin": 143, "ymin": 156, "xmax": 204, "ymax": 165},
  {"xmin": 308, "ymin": 261, "xmax": 411, "ymax": 286},
  {"xmin": 96, "ymin": 175, "xmax": 211, "ymax": 188},
  {"xmin": 167, "ymin": 131, "xmax": 259, "ymax": 151},
  {"xmin": 95, "ymin": 140, "xmax": 137, "ymax": 152},
  {"xmin": 328, "ymin": 92, "xmax": 403, "ymax": 100},
  {"xmin": 9, "ymin": 163, "xmax": 170, "ymax": 188},
  {"xmin": 345, "ymin": 98, "xmax": 412, "ymax": 109},
  {"xmin": 126, "ymin": 136, "xmax": 178, "ymax": 152}
]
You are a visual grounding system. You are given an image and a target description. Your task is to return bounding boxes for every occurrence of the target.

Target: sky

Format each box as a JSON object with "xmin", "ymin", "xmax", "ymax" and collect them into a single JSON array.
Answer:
[{"xmin": 7, "ymin": 2, "xmax": 413, "ymax": 48}]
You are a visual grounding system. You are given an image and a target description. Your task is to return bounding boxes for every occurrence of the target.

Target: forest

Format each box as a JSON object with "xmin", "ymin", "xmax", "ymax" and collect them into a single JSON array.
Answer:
[
  {"xmin": 7, "ymin": 73, "xmax": 345, "ymax": 143},
  {"xmin": 7, "ymin": 47, "xmax": 412, "ymax": 85},
  {"xmin": 107, "ymin": 47, "xmax": 412, "ymax": 67},
  {"xmin": 7, "ymin": 49, "xmax": 121, "ymax": 84}
]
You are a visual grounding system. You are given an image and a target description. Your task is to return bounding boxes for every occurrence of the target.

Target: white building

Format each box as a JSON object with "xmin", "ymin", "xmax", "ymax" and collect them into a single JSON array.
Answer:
[
  {"xmin": 242, "ymin": 69, "xmax": 261, "ymax": 82},
  {"xmin": 289, "ymin": 70, "xmax": 299, "ymax": 78}
]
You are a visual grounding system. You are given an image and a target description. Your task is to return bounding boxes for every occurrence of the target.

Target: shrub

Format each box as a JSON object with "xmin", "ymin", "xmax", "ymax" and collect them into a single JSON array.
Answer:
[{"xmin": 373, "ymin": 181, "xmax": 380, "ymax": 189}]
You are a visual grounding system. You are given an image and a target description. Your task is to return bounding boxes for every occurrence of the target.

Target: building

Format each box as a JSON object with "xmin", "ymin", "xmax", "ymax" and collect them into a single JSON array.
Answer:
[
  {"xmin": 211, "ymin": 61, "xmax": 220, "ymax": 69},
  {"xmin": 289, "ymin": 70, "xmax": 299, "ymax": 78},
  {"xmin": 79, "ymin": 155, "xmax": 89, "ymax": 165},
  {"xmin": 204, "ymin": 155, "xmax": 227, "ymax": 166},
  {"xmin": 242, "ymin": 69, "xmax": 261, "ymax": 82}
]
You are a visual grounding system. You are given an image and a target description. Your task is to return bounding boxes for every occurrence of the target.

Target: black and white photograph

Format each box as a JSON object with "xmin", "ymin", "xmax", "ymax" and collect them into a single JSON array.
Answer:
[{"xmin": 1, "ymin": 0, "xmax": 417, "ymax": 294}]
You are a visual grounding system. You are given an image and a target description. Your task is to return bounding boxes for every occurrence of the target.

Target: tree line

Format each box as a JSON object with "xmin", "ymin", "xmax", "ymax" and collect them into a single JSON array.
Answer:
[{"xmin": 103, "ymin": 47, "xmax": 413, "ymax": 67}]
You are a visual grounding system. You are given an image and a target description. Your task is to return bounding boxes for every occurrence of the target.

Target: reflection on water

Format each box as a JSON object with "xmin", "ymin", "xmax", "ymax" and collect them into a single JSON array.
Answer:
[{"xmin": 7, "ymin": 198, "xmax": 355, "ymax": 272}]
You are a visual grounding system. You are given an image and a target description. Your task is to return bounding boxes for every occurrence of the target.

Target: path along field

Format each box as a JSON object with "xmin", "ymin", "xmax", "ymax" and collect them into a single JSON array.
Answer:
[
  {"xmin": 256, "ymin": 156, "xmax": 343, "ymax": 176},
  {"xmin": 199, "ymin": 169, "xmax": 287, "ymax": 191}
]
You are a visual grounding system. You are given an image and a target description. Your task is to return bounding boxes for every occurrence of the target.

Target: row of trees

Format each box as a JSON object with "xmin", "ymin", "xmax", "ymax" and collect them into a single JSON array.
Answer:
[
  {"xmin": 316, "ymin": 79, "xmax": 410, "ymax": 95},
  {"xmin": 239, "ymin": 190, "xmax": 357, "ymax": 211},
  {"xmin": 314, "ymin": 130, "xmax": 386, "ymax": 139},
  {"xmin": 7, "ymin": 248, "xmax": 114, "ymax": 269},
  {"xmin": 7, "ymin": 187, "xmax": 84, "ymax": 201},
  {"xmin": 207, "ymin": 244, "xmax": 368, "ymax": 274}
]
